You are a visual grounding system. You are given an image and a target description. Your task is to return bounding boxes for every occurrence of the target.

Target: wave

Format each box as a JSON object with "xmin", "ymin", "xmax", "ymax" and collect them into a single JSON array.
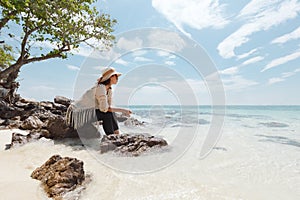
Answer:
[{"xmin": 258, "ymin": 122, "xmax": 289, "ymax": 128}]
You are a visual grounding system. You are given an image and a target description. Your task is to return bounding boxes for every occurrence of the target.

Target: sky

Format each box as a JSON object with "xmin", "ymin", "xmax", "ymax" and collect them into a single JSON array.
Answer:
[{"xmin": 4, "ymin": 0, "xmax": 300, "ymax": 105}]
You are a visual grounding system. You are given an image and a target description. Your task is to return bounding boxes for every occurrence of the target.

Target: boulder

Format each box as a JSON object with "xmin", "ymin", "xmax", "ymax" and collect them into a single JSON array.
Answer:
[
  {"xmin": 54, "ymin": 96, "xmax": 72, "ymax": 107},
  {"xmin": 31, "ymin": 155, "xmax": 85, "ymax": 199},
  {"xmin": 0, "ymin": 87, "xmax": 9, "ymax": 98},
  {"xmin": 21, "ymin": 116, "xmax": 44, "ymax": 130},
  {"xmin": 124, "ymin": 117, "xmax": 145, "ymax": 127},
  {"xmin": 100, "ymin": 134, "xmax": 168, "ymax": 156},
  {"xmin": 0, "ymin": 100, "xmax": 23, "ymax": 119},
  {"xmin": 40, "ymin": 101, "xmax": 54, "ymax": 110},
  {"xmin": 47, "ymin": 115, "xmax": 78, "ymax": 139},
  {"xmin": 8, "ymin": 132, "xmax": 42, "ymax": 149}
]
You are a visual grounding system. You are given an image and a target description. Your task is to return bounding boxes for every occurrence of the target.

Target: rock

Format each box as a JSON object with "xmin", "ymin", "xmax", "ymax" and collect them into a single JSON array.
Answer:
[
  {"xmin": 54, "ymin": 96, "xmax": 71, "ymax": 107},
  {"xmin": 115, "ymin": 113, "xmax": 129, "ymax": 122},
  {"xmin": 0, "ymin": 100, "xmax": 23, "ymax": 119},
  {"xmin": 53, "ymin": 103, "xmax": 67, "ymax": 112},
  {"xmin": 99, "ymin": 142, "xmax": 117, "ymax": 153},
  {"xmin": 30, "ymin": 129, "xmax": 51, "ymax": 139},
  {"xmin": 21, "ymin": 116, "xmax": 44, "ymax": 130},
  {"xmin": 31, "ymin": 155, "xmax": 85, "ymax": 199},
  {"xmin": 7, "ymin": 118, "xmax": 22, "ymax": 129},
  {"xmin": 23, "ymin": 102, "xmax": 39, "ymax": 111},
  {"xmin": 0, "ymin": 87, "xmax": 9, "ymax": 98},
  {"xmin": 34, "ymin": 110, "xmax": 56, "ymax": 122},
  {"xmin": 100, "ymin": 134, "xmax": 168, "ymax": 156},
  {"xmin": 124, "ymin": 117, "xmax": 144, "ymax": 127},
  {"xmin": 40, "ymin": 101, "xmax": 54, "ymax": 110},
  {"xmin": 47, "ymin": 115, "xmax": 78, "ymax": 139},
  {"xmin": 9, "ymin": 132, "xmax": 42, "ymax": 149},
  {"xmin": 14, "ymin": 101, "xmax": 28, "ymax": 108}
]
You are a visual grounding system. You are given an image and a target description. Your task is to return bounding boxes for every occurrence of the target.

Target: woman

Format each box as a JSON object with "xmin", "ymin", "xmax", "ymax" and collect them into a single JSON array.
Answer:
[{"xmin": 95, "ymin": 67, "xmax": 131, "ymax": 135}]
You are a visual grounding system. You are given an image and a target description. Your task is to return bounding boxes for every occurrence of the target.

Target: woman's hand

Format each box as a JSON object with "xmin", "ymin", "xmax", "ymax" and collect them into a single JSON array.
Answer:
[{"xmin": 122, "ymin": 109, "xmax": 132, "ymax": 117}]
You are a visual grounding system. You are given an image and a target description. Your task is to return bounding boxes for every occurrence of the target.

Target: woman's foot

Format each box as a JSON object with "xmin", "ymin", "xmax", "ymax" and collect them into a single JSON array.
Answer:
[{"xmin": 114, "ymin": 130, "xmax": 120, "ymax": 134}]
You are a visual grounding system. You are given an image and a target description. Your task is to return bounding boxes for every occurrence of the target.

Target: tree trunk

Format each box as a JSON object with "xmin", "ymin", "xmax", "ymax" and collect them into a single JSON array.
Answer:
[{"xmin": 0, "ymin": 63, "xmax": 22, "ymax": 103}]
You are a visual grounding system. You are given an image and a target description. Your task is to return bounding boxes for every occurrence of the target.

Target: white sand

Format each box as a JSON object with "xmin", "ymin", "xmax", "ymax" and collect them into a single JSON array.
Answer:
[
  {"xmin": 0, "ymin": 125, "xmax": 299, "ymax": 200},
  {"xmin": 0, "ymin": 129, "xmax": 44, "ymax": 200}
]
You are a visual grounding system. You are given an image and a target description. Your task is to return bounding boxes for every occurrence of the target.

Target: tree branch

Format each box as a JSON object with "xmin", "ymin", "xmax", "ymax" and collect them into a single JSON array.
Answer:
[
  {"xmin": 24, "ymin": 45, "xmax": 70, "ymax": 64},
  {"xmin": 0, "ymin": 10, "xmax": 18, "ymax": 30}
]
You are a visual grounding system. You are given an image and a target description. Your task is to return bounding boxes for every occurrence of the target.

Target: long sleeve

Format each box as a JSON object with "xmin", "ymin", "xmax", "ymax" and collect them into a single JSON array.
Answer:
[{"xmin": 95, "ymin": 84, "xmax": 109, "ymax": 112}]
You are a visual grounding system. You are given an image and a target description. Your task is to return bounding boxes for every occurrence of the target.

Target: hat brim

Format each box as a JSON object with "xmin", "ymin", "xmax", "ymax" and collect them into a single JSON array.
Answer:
[{"xmin": 111, "ymin": 72, "xmax": 122, "ymax": 77}]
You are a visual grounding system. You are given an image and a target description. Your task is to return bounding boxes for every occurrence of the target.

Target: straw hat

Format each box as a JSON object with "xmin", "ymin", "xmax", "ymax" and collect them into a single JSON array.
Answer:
[{"xmin": 98, "ymin": 67, "xmax": 122, "ymax": 83}]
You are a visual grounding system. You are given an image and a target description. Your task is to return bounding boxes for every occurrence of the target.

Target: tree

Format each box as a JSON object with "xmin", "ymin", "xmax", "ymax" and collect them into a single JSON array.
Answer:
[
  {"xmin": 0, "ymin": 0, "xmax": 116, "ymax": 102},
  {"xmin": 0, "ymin": 44, "xmax": 14, "ymax": 69}
]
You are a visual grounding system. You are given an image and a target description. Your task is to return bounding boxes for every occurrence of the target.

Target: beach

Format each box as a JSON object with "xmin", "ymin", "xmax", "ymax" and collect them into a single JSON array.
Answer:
[{"xmin": 0, "ymin": 106, "xmax": 299, "ymax": 199}]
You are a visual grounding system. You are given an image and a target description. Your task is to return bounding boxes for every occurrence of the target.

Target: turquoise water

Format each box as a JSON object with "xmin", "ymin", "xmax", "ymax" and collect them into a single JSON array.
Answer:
[{"xmin": 126, "ymin": 105, "xmax": 300, "ymax": 127}]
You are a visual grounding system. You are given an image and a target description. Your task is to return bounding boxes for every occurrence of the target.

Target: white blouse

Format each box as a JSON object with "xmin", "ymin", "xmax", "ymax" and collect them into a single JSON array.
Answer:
[{"xmin": 95, "ymin": 84, "xmax": 112, "ymax": 112}]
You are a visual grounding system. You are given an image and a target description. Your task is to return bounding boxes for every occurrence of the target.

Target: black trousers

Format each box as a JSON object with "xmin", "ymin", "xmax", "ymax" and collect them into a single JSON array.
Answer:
[{"xmin": 95, "ymin": 109, "xmax": 119, "ymax": 135}]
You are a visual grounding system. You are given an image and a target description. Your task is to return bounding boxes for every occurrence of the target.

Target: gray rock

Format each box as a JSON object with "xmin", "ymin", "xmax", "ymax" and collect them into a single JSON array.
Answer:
[
  {"xmin": 124, "ymin": 117, "xmax": 144, "ymax": 127},
  {"xmin": 100, "ymin": 134, "xmax": 168, "ymax": 156},
  {"xmin": 0, "ymin": 87, "xmax": 9, "ymax": 98}
]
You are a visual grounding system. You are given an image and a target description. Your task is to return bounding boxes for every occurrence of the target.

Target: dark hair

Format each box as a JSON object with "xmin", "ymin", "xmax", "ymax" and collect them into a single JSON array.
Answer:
[{"xmin": 98, "ymin": 78, "xmax": 111, "ymax": 85}]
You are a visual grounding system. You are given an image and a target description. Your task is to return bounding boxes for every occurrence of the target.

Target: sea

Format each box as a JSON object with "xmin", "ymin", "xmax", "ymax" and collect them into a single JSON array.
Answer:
[{"xmin": 0, "ymin": 105, "xmax": 299, "ymax": 200}]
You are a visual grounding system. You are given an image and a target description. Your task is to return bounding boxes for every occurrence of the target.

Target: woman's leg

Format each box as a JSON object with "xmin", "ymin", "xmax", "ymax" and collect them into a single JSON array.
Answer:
[
  {"xmin": 112, "ymin": 113, "xmax": 119, "ymax": 134},
  {"xmin": 96, "ymin": 110, "xmax": 119, "ymax": 135}
]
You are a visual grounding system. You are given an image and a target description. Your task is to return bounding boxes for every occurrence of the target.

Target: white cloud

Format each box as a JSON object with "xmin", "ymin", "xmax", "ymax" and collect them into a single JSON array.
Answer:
[
  {"xmin": 237, "ymin": 48, "xmax": 259, "ymax": 60},
  {"xmin": 295, "ymin": 68, "xmax": 300, "ymax": 73},
  {"xmin": 242, "ymin": 56, "xmax": 264, "ymax": 65},
  {"xmin": 115, "ymin": 58, "xmax": 129, "ymax": 66},
  {"xmin": 218, "ymin": 0, "xmax": 300, "ymax": 59},
  {"xmin": 117, "ymin": 37, "xmax": 143, "ymax": 51},
  {"xmin": 157, "ymin": 50, "xmax": 171, "ymax": 57},
  {"xmin": 168, "ymin": 55, "xmax": 176, "ymax": 59},
  {"xmin": 222, "ymin": 75, "xmax": 258, "ymax": 91},
  {"xmin": 152, "ymin": 0, "xmax": 229, "ymax": 36},
  {"xmin": 220, "ymin": 66, "xmax": 239, "ymax": 75},
  {"xmin": 148, "ymin": 29, "xmax": 186, "ymax": 52},
  {"xmin": 238, "ymin": 0, "xmax": 277, "ymax": 18},
  {"xmin": 268, "ymin": 68, "xmax": 300, "ymax": 85},
  {"xmin": 262, "ymin": 50, "xmax": 300, "ymax": 72},
  {"xmin": 220, "ymin": 56, "xmax": 264, "ymax": 76},
  {"xmin": 133, "ymin": 56, "xmax": 153, "ymax": 62},
  {"xmin": 282, "ymin": 71, "xmax": 294, "ymax": 78},
  {"xmin": 165, "ymin": 61, "xmax": 175, "ymax": 66},
  {"xmin": 268, "ymin": 77, "xmax": 285, "ymax": 85},
  {"xmin": 132, "ymin": 50, "xmax": 147, "ymax": 57},
  {"xmin": 271, "ymin": 26, "xmax": 300, "ymax": 44},
  {"xmin": 66, "ymin": 64, "xmax": 80, "ymax": 71},
  {"xmin": 71, "ymin": 44, "xmax": 97, "ymax": 58},
  {"xmin": 70, "ymin": 37, "xmax": 109, "ymax": 58}
]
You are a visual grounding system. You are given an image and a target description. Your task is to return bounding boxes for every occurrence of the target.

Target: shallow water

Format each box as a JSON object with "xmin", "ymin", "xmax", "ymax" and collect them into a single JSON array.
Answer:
[{"xmin": 0, "ymin": 106, "xmax": 299, "ymax": 199}]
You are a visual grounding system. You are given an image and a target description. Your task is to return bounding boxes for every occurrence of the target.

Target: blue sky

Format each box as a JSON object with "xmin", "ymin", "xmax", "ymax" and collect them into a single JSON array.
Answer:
[{"xmin": 8, "ymin": 0, "xmax": 300, "ymax": 105}]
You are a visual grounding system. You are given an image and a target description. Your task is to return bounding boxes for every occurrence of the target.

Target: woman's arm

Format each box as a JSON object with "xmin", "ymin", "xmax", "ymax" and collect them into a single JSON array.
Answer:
[{"xmin": 108, "ymin": 107, "xmax": 132, "ymax": 116}]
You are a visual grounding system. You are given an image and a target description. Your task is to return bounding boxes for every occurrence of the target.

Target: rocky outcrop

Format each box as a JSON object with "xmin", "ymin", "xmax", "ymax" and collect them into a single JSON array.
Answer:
[
  {"xmin": 0, "ymin": 96, "xmax": 70, "ymax": 131},
  {"xmin": 6, "ymin": 132, "xmax": 43, "ymax": 149},
  {"xmin": 1, "ymin": 95, "xmax": 168, "ymax": 156},
  {"xmin": 31, "ymin": 155, "xmax": 86, "ymax": 200},
  {"xmin": 100, "ymin": 134, "xmax": 168, "ymax": 156}
]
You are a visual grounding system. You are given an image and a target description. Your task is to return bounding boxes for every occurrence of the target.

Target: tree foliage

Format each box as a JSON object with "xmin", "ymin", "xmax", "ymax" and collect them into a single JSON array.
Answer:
[
  {"xmin": 0, "ymin": 0, "xmax": 116, "ymax": 80},
  {"xmin": 0, "ymin": 44, "xmax": 14, "ymax": 69}
]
